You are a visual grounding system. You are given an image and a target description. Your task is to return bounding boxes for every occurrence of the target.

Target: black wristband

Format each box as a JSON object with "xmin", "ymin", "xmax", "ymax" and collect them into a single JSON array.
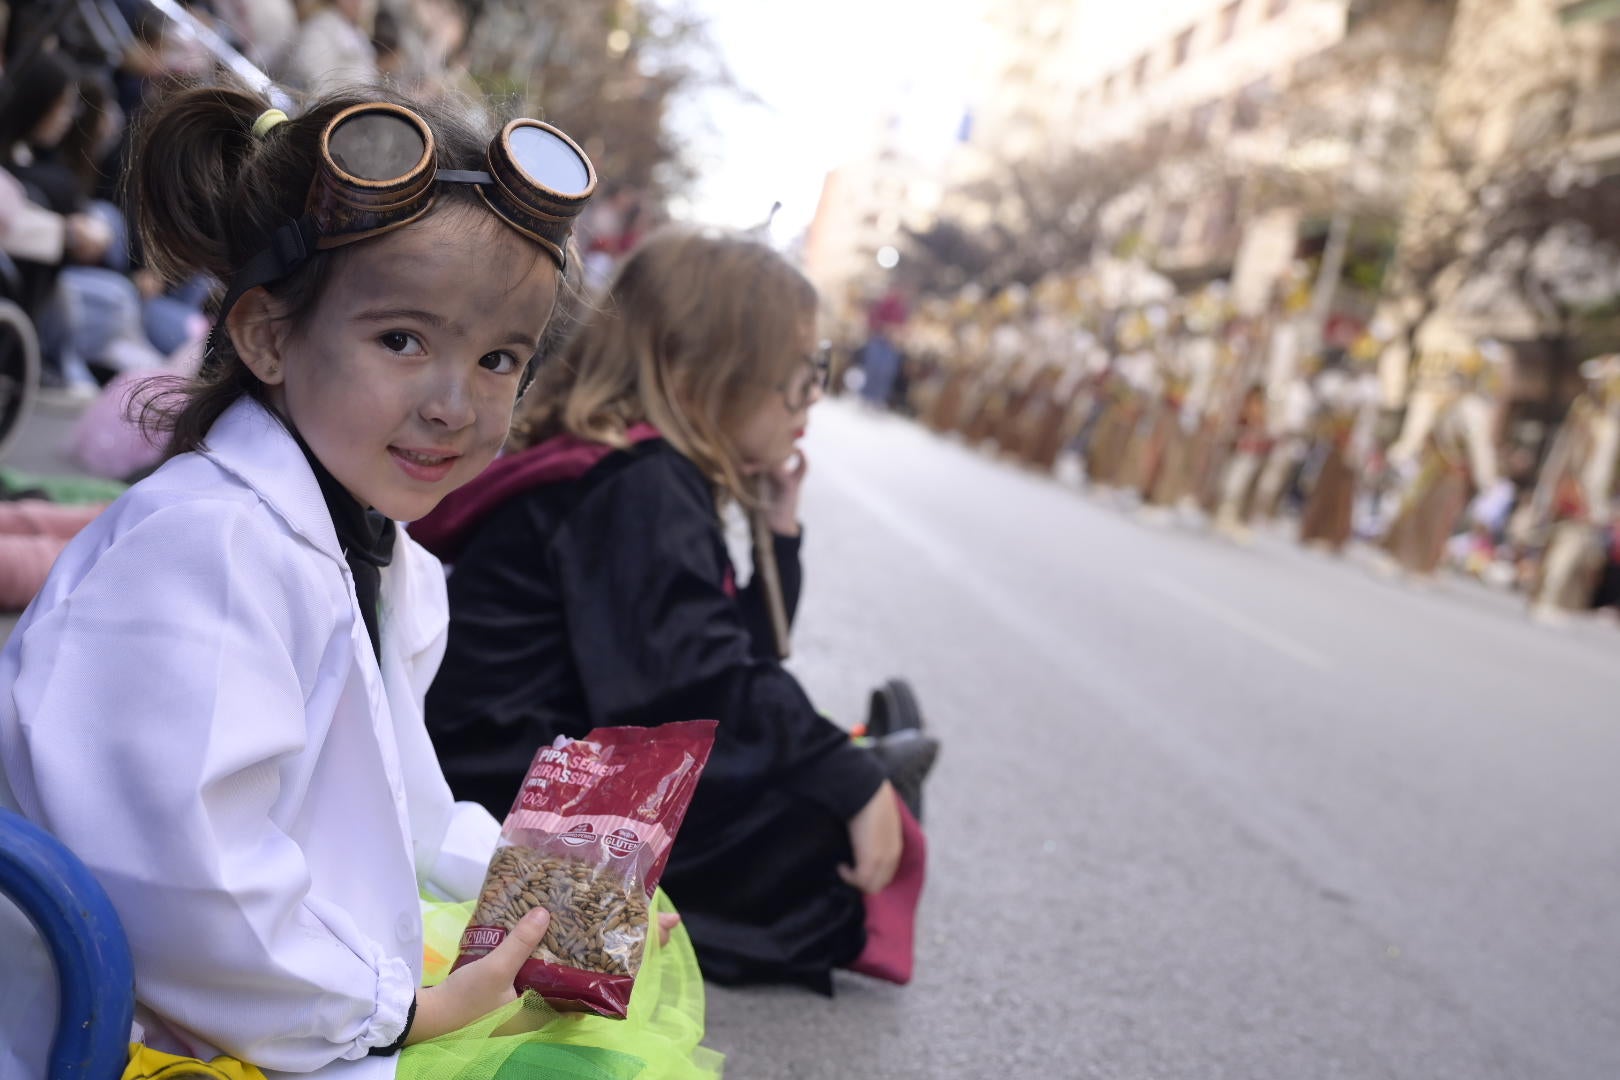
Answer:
[{"xmin": 368, "ymin": 995, "xmax": 417, "ymax": 1057}]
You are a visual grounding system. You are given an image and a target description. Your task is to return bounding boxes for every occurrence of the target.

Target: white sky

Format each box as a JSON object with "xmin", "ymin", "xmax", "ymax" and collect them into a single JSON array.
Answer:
[{"xmin": 672, "ymin": 0, "xmax": 990, "ymax": 245}]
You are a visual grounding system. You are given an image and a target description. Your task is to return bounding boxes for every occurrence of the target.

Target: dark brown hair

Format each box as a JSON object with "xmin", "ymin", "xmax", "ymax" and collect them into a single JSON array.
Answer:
[
  {"xmin": 515, "ymin": 228, "xmax": 817, "ymax": 506},
  {"xmin": 129, "ymin": 79, "xmax": 511, "ymax": 457}
]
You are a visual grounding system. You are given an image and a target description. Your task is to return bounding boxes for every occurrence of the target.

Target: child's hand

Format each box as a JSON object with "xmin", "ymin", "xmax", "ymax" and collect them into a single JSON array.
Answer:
[
  {"xmin": 762, "ymin": 451, "xmax": 808, "ymax": 537},
  {"xmin": 407, "ymin": 907, "xmax": 550, "ymax": 1045},
  {"xmin": 839, "ymin": 780, "xmax": 902, "ymax": 894},
  {"xmin": 657, "ymin": 910, "xmax": 681, "ymax": 947}
]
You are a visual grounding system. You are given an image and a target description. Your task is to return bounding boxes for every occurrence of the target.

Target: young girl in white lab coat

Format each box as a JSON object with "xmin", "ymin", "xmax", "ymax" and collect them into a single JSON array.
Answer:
[{"xmin": 0, "ymin": 81, "xmax": 693, "ymax": 1079}]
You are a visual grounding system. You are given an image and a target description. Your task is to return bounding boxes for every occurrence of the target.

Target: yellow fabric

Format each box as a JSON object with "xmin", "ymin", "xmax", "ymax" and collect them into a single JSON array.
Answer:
[
  {"xmin": 123, "ymin": 1046, "xmax": 268, "ymax": 1080},
  {"xmin": 401, "ymin": 889, "xmax": 723, "ymax": 1080}
]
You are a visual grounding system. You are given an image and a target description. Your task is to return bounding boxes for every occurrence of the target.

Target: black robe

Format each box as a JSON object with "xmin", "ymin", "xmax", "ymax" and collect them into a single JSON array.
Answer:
[{"xmin": 423, "ymin": 438, "xmax": 887, "ymax": 991}]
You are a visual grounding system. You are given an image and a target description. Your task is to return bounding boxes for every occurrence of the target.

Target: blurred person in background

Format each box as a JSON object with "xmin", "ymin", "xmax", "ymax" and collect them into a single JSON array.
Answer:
[
  {"xmin": 857, "ymin": 288, "xmax": 907, "ymax": 411},
  {"xmin": 279, "ymin": 0, "xmax": 377, "ymax": 93},
  {"xmin": 371, "ymin": 6, "xmax": 405, "ymax": 80},
  {"xmin": 577, "ymin": 182, "xmax": 649, "ymax": 294},
  {"xmin": 210, "ymin": 0, "xmax": 300, "ymax": 73}
]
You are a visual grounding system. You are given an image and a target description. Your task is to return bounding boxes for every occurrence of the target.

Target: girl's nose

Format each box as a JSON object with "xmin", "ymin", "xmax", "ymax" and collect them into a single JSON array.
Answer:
[{"xmin": 421, "ymin": 370, "xmax": 477, "ymax": 429}]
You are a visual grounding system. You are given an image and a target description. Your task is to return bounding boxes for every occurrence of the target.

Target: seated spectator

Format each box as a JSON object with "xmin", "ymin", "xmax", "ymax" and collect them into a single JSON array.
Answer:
[
  {"xmin": 1, "ymin": 49, "xmax": 162, "ymax": 392},
  {"xmin": 0, "ymin": 498, "xmax": 109, "ymax": 611},
  {"xmin": 418, "ymin": 228, "xmax": 939, "ymax": 994}
]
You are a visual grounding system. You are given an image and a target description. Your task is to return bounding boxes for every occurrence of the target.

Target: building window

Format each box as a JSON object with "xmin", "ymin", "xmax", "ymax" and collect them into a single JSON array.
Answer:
[
  {"xmin": 1173, "ymin": 28, "xmax": 1195, "ymax": 66},
  {"xmin": 1232, "ymin": 76, "xmax": 1272, "ymax": 130},
  {"xmin": 1188, "ymin": 99, "xmax": 1221, "ymax": 147},
  {"xmin": 1144, "ymin": 120, "xmax": 1171, "ymax": 155},
  {"xmin": 1134, "ymin": 54, "xmax": 1151, "ymax": 87},
  {"xmin": 1266, "ymin": 0, "xmax": 1288, "ymax": 18},
  {"xmin": 1202, "ymin": 180, "xmax": 1243, "ymax": 246},
  {"xmin": 1219, "ymin": 1, "xmax": 1242, "ymax": 42}
]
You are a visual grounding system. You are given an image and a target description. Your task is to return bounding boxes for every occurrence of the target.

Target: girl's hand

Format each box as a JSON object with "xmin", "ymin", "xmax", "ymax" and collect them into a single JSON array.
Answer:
[
  {"xmin": 407, "ymin": 907, "xmax": 550, "ymax": 1045},
  {"xmin": 763, "ymin": 450, "xmax": 808, "ymax": 537},
  {"xmin": 482, "ymin": 910, "xmax": 685, "ymax": 1038},
  {"xmin": 838, "ymin": 781, "xmax": 903, "ymax": 895}
]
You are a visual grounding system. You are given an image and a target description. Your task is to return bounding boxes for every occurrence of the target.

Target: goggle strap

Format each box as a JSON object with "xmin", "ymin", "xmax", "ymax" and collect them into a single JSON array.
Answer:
[{"xmin": 205, "ymin": 216, "xmax": 319, "ymax": 365}]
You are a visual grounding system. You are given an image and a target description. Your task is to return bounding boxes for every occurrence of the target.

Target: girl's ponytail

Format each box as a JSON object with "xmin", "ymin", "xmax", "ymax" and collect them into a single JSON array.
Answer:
[{"xmin": 128, "ymin": 83, "xmax": 303, "ymax": 286}]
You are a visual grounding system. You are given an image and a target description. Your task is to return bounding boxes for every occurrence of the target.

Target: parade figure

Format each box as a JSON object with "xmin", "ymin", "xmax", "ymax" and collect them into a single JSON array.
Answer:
[
  {"xmin": 1084, "ymin": 308, "xmax": 1154, "ymax": 489},
  {"xmin": 1143, "ymin": 371, "xmax": 1195, "ymax": 509},
  {"xmin": 1251, "ymin": 353, "xmax": 1319, "ymax": 522},
  {"xmin": 1525, "ymin": 357, "xmax": 1620, "ymax": 617},
  {"xmin": 1153, "ymin": 288, "xmax": 1225, "ymax": 514},
  {"xmin": 1209, "ymin": 280, "xmax": 1300, "ymax": 539},
  {"xmin": 923, "ymin": 294, "xmax": 985, "ymax": 435},
  {"xmin": 1298, "ymin": 336, "xmax": 1382, "ymax": 553},
  {"xmin": 1212, "ymin": 384, "xmax": 1273, "ymax": 538},
  {"xmin": 1380, "ymin": 338, "xmax": 1500, "ymax": 577}
]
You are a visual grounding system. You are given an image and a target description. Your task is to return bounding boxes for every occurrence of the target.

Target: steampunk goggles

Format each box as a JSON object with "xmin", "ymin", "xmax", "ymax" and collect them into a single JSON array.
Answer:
[{"xmin": 213, "ymin": 102, "xmax": 596, "ymax": 344}]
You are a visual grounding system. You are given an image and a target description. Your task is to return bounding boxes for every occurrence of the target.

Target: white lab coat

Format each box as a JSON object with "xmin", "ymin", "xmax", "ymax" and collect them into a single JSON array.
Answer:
[{"xmin": 0, "ymin": 398, "xmax": 500, "ymax": 1079}]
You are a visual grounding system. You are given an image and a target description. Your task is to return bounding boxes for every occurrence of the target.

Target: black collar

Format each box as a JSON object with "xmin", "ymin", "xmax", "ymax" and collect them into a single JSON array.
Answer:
[{"xmin": 291, "ymin": 430, "xmax": 396, "ymax": 660}]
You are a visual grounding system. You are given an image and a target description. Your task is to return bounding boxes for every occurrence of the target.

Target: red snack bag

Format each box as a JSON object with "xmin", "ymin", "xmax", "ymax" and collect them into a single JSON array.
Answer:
[{"xmin": 454, "ymin": 720, "xmax": 717, "ymax": 1017}]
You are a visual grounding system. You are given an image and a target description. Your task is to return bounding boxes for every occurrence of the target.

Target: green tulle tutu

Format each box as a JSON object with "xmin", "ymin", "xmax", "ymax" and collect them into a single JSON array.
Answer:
[{"xmin": 398, "ymin": 889, "xmax": 722, "ymax": 1080}]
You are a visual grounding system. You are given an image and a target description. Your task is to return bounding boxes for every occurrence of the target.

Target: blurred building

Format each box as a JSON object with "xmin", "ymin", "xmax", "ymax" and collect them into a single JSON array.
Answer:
[
  {"xmin": 806, "ymin": 0, "xmax": 1620, "ymax": 451},
  {"xmin": 813, "ymin": 0, "xmax": 1455, "ymax": 317},
  {"xmin": 1381, "ymin": 0, "xmax": 1620, "ymax": 452},
  {"xmin": 802, "ymin": 95, "xmax": 964, "ymax": 329},
  {"xmin": 1049, "ymin": 0, "xmax": 1452, "ymax": 312},
  {"xmin": 802, "ymin": 113, "xmax": 917, "ymax": 319}
]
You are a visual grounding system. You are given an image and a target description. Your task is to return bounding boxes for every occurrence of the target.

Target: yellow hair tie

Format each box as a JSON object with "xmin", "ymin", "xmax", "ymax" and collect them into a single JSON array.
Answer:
[{"xmin": 251, "ymin": 108, "xmax": 290, "ymax": 138}]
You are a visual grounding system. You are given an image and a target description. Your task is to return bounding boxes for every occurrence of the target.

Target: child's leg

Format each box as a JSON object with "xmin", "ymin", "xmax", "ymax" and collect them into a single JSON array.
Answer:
[
  {"xmin": 0, "ymin": 534, "xmax": 69, "ymax": 610},
  {"xmin": 0, "ymin": 500, "xmax": 107, "ymax": 539}
]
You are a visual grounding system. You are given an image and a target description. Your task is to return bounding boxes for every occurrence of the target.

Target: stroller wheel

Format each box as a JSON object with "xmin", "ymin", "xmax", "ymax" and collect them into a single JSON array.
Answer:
[{"xmin": 0, "ymin": 299, "xmax": 40, "ymax": 464}]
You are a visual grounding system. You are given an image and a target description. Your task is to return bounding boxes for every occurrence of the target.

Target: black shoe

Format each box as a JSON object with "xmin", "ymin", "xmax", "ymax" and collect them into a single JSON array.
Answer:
[
  {"xmin": 869, "ymin": 729, "xmax": 939, "ymax": 823},
  {"xmin": 865, "ymin": 677, "xmax": 924, "ymax": 739}
]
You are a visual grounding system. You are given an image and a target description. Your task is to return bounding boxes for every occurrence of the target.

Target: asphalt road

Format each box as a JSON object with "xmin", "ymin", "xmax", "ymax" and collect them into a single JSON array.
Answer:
[
  {"xmin": 5, "ymin": 397, "xmax": 1618, "ymax": 1078},
  {"xmin": 703, "ymin": 399, "xmax": 1620, "ymax": 1080}
]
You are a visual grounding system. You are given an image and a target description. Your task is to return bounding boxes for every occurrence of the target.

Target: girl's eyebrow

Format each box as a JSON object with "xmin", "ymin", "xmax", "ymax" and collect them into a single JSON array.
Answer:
[
  {"xmin": 355, "ymin": 307, "xmax": 539, "ymax": 350},
  {"xmin": 355, "ymin": 307, "xmax": 465, "ymax": 334}
]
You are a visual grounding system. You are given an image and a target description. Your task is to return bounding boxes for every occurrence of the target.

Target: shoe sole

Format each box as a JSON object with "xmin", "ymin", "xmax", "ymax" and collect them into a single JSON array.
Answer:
[{"xmin": 866, "ymin": 677, "xmax": 924, "ymax": 740}]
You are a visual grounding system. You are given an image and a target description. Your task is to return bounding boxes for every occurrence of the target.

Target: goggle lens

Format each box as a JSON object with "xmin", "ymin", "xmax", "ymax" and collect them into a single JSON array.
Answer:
[
  {"xmin": 507, "ymin": 122, "xmax": 592, "ymax": 196},
  {"xmin": 327, "ymin": 110, "xmax": 428, "ymax": 183}
]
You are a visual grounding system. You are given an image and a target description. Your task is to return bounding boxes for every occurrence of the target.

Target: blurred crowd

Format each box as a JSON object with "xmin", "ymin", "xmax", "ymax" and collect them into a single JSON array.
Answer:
[
  {"xmin": 0, "ymin": 0, "xmax": 482, "ymax": 406},
  {"xmin": 834, "ymin": 268, "xmax": 1620, "ymax": 624}
]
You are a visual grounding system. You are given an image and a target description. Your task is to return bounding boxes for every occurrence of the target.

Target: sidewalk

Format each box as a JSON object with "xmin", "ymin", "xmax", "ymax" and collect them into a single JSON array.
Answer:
[{"xmin": 7, "ymin": 396, "xmax": 94, "ymax": 478}]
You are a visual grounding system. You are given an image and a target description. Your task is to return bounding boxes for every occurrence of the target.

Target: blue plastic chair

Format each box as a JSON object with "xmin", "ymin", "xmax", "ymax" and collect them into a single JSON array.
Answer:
[{"xmin": 0, "ymin": 808, "xmax": 135, "ymax": 1079}]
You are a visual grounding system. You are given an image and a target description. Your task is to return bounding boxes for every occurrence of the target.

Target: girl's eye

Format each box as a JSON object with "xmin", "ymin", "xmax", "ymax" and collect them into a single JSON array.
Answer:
[
  {"xmin": 480, "ymin": 351, "xmax": 521, "ymax": 375},
  {"xmin": 379, "ymin": 331, "xmax": 425, "ymax": 356}
]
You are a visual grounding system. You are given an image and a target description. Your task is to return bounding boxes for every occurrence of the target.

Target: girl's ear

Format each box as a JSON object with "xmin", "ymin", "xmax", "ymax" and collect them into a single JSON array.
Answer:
[{"xmin": 227, "ymin": 287, "xmax": 289, "ymax": 385}]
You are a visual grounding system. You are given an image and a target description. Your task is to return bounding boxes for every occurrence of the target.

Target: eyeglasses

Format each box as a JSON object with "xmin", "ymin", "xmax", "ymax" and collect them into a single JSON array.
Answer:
[
  {"xmin": 780, "ymin": 349, "xmax": 830, "ymax": 411},
  {"xmin": 212, "ymin": 102, "xmax": 596, "ymax": 353}
]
